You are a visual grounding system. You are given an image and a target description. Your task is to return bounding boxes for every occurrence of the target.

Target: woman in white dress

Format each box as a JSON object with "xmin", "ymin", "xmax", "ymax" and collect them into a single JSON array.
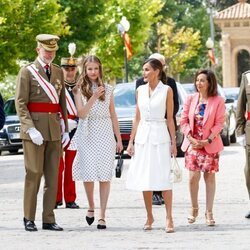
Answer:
[
  {"xmin": 71, "ymin": 55, "xmax": 123, "ymax": 229},
  {"xmin": 126, "ymin": 58, "xmax": 177, "ymax": 233}
]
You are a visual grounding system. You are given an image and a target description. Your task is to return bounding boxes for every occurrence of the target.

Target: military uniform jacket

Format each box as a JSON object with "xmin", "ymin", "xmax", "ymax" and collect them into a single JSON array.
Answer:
[
  {"xmin": 15, "ymin": 58, "xmax": 68, "ymax": 141},
  {"xmin": 236, "ymin": 70, "xmax": 250, "ymax": 145}
]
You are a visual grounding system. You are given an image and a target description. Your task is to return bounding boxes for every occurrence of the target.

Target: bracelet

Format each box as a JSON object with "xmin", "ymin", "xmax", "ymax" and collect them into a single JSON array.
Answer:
[{"xmin": 207, "ymin": 138, "xmax": 212, "ymax": 144}]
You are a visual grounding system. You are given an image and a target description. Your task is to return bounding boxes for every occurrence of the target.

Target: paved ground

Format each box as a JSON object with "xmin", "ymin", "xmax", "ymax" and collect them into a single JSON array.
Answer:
[{"xmin": 0, "ymin": 144, "xmax": 250, "ymax": 250}]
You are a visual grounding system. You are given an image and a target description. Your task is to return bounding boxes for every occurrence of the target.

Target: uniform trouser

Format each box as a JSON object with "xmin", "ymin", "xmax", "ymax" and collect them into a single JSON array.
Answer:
[
  {"xmin": 56, "ymin": 149, "xmax": 77, "ymax": 203},
  {"xmin": 245, "ymin": 145, "xmax": 250, "ymax": 199},
  {"xmin": 23, "ymin": 139, "xmax": 61, "ymax": 223}
]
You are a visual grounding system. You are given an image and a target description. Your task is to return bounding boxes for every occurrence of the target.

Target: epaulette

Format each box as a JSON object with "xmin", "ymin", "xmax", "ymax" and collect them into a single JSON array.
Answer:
[
  {"xmin": 24, "ymin": 62, "xmax": 33, "ymax": 68},
  {"xmin": 52, "ymin": 63, "xmax": 61, "ymax": 68}
]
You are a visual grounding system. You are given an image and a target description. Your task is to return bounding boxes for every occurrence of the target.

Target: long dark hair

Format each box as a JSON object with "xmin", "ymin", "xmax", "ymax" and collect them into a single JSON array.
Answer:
[
  {"xmin": 143, "ymin": 58, "xmax": 168, "ymax": 84},
  {"xmin": 194, "ymin": 69, "xmax": 218, "ymax": 97},
  {"xmin": 77, "ymin": 55, "xmax": 105, "ymax": 101}
]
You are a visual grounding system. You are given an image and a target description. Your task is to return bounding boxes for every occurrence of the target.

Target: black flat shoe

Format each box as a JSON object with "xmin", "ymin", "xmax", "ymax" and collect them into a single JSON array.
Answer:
[
  {"xmin": 66, "ymin": 202, "xmax": 80, "ymax": 209},
  {"xmin": 23, "ymin": 217, "xmax": 38, "ymax": 232},
  {"xmin": 42, "ymin": 223, "xmax": 63, "ymax": 231},
  {"xmin": 97, "ymin": 219, "xmax": 106, "ymax": 229},
  {"xmin": 55, "ymin": 201, "xmax": 63, "ymax": 209},
  {"xmin": 245, "ymin": 211, "xmax": 250, "ymax": 219},
  {"xmin": 86, "ymin": 210, "xmax": 95, "ymax": 225}
]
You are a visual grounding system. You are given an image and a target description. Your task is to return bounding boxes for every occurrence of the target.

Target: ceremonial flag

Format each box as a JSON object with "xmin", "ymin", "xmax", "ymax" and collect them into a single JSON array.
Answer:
[
  {"xmin": 123, "ymin": 32, "xmax": 133, "ymax": 61},
  {"xmin": 208, "ymin": 49, "xmax": 216, "ymax": 65}
]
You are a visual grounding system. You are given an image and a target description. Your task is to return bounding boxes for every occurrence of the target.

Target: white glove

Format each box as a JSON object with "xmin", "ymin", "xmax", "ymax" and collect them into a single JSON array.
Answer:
[
  {"xmin": 62, "ymin": 132, "xmax": 70, "ymax": 148},
  {"xmin": 68, "ymin": 119, "xmax": 77, "ymax": 132},
  {"xmin": 237, "ymin": 134, "xmax": 246, "ymax": 147},
  {"xmin": 60, "ymin": 118, "xmax": 65, "ymax": 134},
  {"xmin": 27, "ymin": 127, "xmax": 44, "ymax": 146}
]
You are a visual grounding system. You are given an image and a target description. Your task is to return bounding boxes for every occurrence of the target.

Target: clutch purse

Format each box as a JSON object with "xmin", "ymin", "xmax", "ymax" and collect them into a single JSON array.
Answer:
[
  {"xmin": 170, "ymin": 157, "xmax": 182, "ymax": 183},
  {"xmin": 115, "ymin": 153, "xmax": 124, "ymax": 178}
]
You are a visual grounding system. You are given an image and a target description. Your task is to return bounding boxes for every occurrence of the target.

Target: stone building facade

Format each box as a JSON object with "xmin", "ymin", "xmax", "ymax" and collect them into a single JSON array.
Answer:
[{"xmin": 214, "ymin": 0, "xmax": 250, "ymax": 87}]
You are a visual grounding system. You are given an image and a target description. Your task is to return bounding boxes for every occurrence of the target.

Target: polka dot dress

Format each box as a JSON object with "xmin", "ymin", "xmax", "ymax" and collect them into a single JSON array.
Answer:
[{"xmin": 69, "ymin": 84, "xmax": 116, "ymax": 181}]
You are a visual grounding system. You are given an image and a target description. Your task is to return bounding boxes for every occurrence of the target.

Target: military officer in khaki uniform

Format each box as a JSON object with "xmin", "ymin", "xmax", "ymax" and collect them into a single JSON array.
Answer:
[
  {"xmin": 15, "ymin": 34, "xmax": 70, "ymax": 231},
  {"xmin": 236, "ymin": 70, "xmax": 250, "ymax": 219}
]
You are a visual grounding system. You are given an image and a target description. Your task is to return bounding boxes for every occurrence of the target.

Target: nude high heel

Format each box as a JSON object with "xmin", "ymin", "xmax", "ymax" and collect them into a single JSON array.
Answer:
[
  {"xmin": 187, "ymin": 207, "xmax": 199, "ymax": 224},
  {"xmin": 205, "ymin": 211, "xmax": 215, "ymax": 226},
  {"xmin": 165, "ymin": 218, "xmax": 174, "ymax": 233},
  {"xmin": 143, "ymin": 218, "xmax": 154, "ymax": 231}
]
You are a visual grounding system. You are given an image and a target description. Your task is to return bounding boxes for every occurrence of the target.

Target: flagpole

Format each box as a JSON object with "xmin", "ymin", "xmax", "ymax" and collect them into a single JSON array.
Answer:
[
  {"xmin": 117, "ymin": 16, "xmax": 131, "ymax": 83},
  {"xmin": 124, "ymin": 42, "xmax": 128, "ymax": 82}
]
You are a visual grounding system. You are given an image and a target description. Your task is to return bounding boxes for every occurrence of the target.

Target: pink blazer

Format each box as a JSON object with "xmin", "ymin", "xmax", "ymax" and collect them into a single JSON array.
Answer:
[{"xmin": 180, "ymin": 93, "xmax": 225, "ymax": 154}]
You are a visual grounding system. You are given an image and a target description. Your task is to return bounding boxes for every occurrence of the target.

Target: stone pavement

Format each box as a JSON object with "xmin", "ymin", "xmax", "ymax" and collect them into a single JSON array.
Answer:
[{"xmin": 0, "ymin": 144, "xmax": 250, "ymax": 250}]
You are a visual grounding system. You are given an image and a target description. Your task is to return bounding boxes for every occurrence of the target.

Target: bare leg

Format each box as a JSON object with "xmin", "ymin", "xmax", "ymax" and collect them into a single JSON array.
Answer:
[
  {"xmin": 204, "ymin": 172, "xmax": 216, "ymax": 212},
  {"xmin": 162, "ymin": 190, "xmax": 173, "ymax": 232},
  {"xmin": 142, "ymin": 191, "xmax": 154, "ymax": 229},
  {"xmin": 189, "ymin": 170, "xmax": 201, "ymax": 208},
  {"xmin": 84, "ymin": 182, "xmax": 95, "ymax": 210},
  {"xmin": 204, "ymin": 172, "xmax": 216, "ymax": 225},
  {"xmin": 187, "ymin": 171, "xmax": 201, "ymax": 223},
  {"xmin": 99, "ymin": 181, "xmax": 110, "ymax": 220}
]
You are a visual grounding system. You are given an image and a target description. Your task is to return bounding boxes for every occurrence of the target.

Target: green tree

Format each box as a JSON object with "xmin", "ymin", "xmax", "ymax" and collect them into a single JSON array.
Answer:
[
  {"xmin": 59, "ymin": 0, "xmax": 163, "ymax": 81},
  {"xmin": 145, "ymin": 0, "xmax": 208, "ymax": 80},
  {"xmin": 58, "ymin": 0, "xmax": 106, "ymax": 57},
  {"xmin": 215, "ymin": 0, "xmax": 236, "ymax": 10},
  {"xmin": 0, "ymin": 0, "xmax": 69, "ymax": 80},
  {"xmin": 93, "ymin": 0, "xmax": 163, "ymax": 81},
  {"xmin": 156, "ymin": 19, "xmax": 201, "ymax": 76}
]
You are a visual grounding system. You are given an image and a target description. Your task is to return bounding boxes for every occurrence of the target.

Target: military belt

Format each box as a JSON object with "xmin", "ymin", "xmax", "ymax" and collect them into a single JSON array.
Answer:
[{"xmin": 27, "ymin": 102, "xmax": 61, "ymax": 113}]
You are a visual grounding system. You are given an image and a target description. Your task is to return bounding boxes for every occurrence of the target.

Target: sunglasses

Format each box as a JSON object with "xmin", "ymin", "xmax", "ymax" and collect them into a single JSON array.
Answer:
[{"xmin": 199, "ymin": 103, "xmax": 206, "ymax": 116}]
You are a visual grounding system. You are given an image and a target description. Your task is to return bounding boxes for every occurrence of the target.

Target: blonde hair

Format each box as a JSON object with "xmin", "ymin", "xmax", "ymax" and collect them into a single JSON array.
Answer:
[{"xmin": 77, "ymin": 55, "xmax": 105, "ymax": 101}]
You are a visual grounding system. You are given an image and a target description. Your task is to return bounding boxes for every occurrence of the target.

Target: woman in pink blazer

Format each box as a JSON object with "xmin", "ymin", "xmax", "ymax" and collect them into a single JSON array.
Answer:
[{"xmin": 180, "ymin": 69, "xmax": 225, "ymax": 226}]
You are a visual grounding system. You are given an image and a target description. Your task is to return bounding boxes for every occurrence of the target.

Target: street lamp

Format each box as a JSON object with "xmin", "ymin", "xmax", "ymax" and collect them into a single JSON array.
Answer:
[
  {"xmin": 207, "ymin": 0, "xmax": 216, "ymax": 44},
  {"xmin": 117, "ymin": 16, "xmax": 130, "ymax": 82},
  {"xmin": 206, "ymin": 37, "xmax": 214, "ymax": 50},
  {"xmin": 206, "ymin": 37, "xmax": 215, "ymax": 69}
]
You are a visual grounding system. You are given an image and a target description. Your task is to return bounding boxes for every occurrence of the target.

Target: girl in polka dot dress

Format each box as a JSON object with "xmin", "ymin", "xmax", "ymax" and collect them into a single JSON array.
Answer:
[{"xmin": 70, "ymin": 55, "xmax": 123, "ymax": 229}]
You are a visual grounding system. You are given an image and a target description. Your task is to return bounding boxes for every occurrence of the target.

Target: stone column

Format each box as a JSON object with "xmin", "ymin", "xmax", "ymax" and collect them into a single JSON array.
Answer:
[{"xmin": 221, "ymin": 33, "xmax": 232, "ymax": 87}]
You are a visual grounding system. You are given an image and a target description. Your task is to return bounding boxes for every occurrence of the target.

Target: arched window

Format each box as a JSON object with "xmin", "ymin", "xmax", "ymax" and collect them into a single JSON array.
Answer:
[{"xmin": 237, "ymin": 49, "xmax": 250, "ymax": 86}]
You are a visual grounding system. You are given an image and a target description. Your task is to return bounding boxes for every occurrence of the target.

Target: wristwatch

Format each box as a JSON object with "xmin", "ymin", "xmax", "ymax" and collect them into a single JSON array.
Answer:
[{"xmin": 207, "ymin": 138, "xmax": 212, "ymax": 144}]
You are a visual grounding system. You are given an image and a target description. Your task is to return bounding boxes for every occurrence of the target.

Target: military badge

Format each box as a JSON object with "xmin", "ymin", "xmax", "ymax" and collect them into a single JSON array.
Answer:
[
  {"xmin": 54, "ymin": 79, "xmax": 62, "ymax": 95},
  {"xmin": 37, "ymin": 84, "xmax": 41, "ymax": 94}
]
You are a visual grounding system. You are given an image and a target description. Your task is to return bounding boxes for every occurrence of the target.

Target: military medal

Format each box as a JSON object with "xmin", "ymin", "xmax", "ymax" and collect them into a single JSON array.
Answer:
[
  {"xmin": 37, "ymin": 84, "xmax": 40, "ymax": 94},
  {"xmin": 54, "ymin": 79, "xmax": 62, "ymax": 95},
  {"xmin": 65, "ymin": 80, "xmax": 76, "ymax": 92}
]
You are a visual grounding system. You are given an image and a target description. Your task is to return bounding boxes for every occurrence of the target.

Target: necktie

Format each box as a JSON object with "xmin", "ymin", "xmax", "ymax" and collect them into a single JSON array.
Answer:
[{"xmin": 44, "ymin": 64, "xmax": 50, "ymax": 81}]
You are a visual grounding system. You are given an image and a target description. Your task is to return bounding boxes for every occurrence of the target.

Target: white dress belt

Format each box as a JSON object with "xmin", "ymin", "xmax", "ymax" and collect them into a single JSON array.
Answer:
[{"xmin": 142, "ymin": 118, "xmax": 166, "ymax": 123}]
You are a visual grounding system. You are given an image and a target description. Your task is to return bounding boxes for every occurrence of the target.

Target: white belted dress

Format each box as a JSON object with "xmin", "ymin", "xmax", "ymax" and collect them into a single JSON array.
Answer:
[{"xmin": 126, "ymin": 81, "xmax": 172, "ymax": 191}]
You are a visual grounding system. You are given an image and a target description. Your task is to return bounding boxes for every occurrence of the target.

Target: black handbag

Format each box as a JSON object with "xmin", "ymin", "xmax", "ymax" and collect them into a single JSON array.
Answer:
[{"xmin": 115, "ymin": 153, "xmax": 124, "ymax": 178}]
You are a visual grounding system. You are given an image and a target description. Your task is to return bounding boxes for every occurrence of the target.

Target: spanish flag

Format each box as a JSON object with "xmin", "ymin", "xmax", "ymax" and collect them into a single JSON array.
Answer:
[
  {"xmin": 123, "ymin": 32, "xmax": 133, "ymax": 61},
  {"xmin": 208, "ymin": 49, "xmax": 216, "ymax": 65}
]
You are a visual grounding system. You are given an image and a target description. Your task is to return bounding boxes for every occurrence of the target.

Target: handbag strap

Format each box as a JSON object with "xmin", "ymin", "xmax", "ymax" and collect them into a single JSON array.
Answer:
[{"xmin": 171, "ymin": 156, "xmax": 177, "ymax": 168}]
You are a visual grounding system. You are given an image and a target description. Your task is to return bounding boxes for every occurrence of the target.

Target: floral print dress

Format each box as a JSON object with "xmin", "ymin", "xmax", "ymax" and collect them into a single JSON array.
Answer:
[{"xmin": 185, "ymin": 102, "xmax": 219, "ymax": 173}]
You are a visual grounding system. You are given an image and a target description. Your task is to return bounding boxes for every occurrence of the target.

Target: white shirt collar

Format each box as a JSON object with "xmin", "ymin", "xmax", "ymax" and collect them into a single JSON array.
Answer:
[
  {"xmin": 146, "ymin": 80, "xmax": 164, "ymax": 89},
  {"xmin": 37, "ymin": 57, "xmax": 50, "ymax": 69}
]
